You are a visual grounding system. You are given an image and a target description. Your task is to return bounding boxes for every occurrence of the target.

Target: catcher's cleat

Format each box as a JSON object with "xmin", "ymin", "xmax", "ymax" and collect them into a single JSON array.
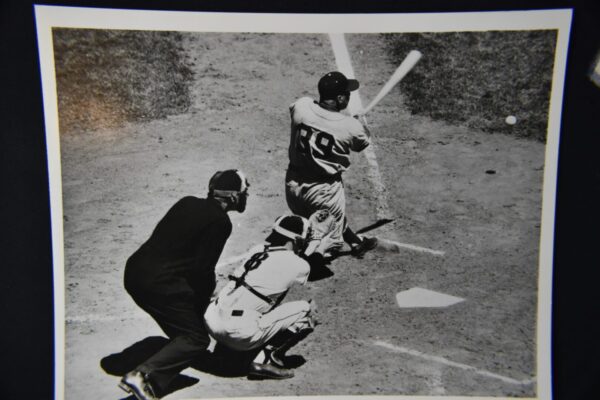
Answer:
[
  {"xmin": 118, "ymin": 370, "xmax": 158, "ymax": 400},
  {"xmin": 270, "ymin": 327, "xmax": 314, "ymax": 368},
  {"xmin": 247, "ymin": 361, "xmax": 294, "ymax": 380},
  {"xmin": 350, "ymin": 236, "xmax": 378, "ymax": 258}
]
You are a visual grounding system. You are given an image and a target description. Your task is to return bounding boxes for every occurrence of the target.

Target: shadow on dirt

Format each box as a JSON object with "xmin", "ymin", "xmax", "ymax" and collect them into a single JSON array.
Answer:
[
  {"xmin": 101, "ymin": 336, "xmax": 308, "ymax": 383},
  {"xmin": 101, "ymin": 336, "xmax": 200, "ymax": 397},
  {"xmin": 308, "ymin": 263, "xmax": 334, "ymax": 281},
  {"xmin": 102, "ymin": 336, "xmax": 307, "ymax": 398},
  {"xmin": 101, "ymin": 336, "xmax": 169, "ymax": 376},
  {"xmin": 191, "ymin": 344, "xmax": 253, "ymax": 378},
  {"xmin": 192, "ymin": 344, "xmax": 305, "ymax": 374}
]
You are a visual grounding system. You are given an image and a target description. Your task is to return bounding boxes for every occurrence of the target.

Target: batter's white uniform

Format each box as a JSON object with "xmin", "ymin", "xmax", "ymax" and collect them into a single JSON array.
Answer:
[
  {"xmin": 204, "ymin": 244, "xmax": 312, "ymax": 351},
  {"xmin": 285, "ymin": 97, "xmax": 371, "ymax": 245}
]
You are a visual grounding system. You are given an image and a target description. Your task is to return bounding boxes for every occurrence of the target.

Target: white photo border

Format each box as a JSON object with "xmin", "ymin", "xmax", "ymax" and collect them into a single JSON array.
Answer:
[{"xmin": 34, "ymin": 5, "xmax": 573, "ymax": 400}]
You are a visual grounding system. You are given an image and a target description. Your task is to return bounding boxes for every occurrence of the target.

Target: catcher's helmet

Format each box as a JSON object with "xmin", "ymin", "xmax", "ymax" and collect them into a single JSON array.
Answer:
[
  {"xmin": 266, "ymin": 215, "xmax": 310, "ymax": 253},
  {"xmin": 208, "ymin": 169, "xmax": 250, "ymax": 212}
]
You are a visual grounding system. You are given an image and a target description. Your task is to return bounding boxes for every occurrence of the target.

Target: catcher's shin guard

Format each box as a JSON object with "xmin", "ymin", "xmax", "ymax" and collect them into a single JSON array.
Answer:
[{"xmin": 269, "ymin": 327, "xmax": 314, "ymax": 368}]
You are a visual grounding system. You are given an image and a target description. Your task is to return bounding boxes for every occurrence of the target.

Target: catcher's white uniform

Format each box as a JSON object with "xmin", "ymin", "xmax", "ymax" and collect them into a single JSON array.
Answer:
[
  {"xmin": 286, "ymin": 97, "xmax": 370, "ymax": 246},
  {"xmin": 204, "ymin": 244, "xmax": 313, "ymax": 351}
]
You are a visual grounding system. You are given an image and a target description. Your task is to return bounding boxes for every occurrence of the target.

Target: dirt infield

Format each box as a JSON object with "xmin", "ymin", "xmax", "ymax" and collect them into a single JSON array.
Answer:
[{"xmin": 60, "ymin": 32, "xmax": 543, "ymax": 399}]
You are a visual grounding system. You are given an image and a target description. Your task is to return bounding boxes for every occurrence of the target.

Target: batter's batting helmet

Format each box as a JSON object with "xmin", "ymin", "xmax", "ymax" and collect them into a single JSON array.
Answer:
[{"xmin": 318, "ymin": 71, "xmax": 359, "ymax": 99}]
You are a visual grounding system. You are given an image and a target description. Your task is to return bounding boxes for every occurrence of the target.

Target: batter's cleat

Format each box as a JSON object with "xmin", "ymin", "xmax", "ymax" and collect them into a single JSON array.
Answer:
[
  {"xmin": 118, "ymin": 370, "xmax": 158, "ymax": 400},
  {"xmin": 350, "ymin": 236, "xmax": 378, "ymax": 258},
  {"xmin": 248, "ymin": 361, "xmax": 294, "ymax": 380}
]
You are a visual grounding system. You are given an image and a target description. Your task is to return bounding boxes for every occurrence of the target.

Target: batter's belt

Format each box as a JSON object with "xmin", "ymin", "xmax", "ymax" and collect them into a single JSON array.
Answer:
[{"xmin": 286, "ymin": 164, "xmax": 342, "ymax": 184}]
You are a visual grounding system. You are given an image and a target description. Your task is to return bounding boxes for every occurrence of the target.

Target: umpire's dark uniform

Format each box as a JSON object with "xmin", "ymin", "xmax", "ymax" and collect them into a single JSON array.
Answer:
[{"xmin": 124, "ymin": 195, "xmax": 232, "ymax": 393}]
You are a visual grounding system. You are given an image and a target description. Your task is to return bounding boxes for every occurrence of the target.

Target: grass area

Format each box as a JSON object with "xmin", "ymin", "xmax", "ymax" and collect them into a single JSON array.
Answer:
[
  {"xmin": 53, "ymin": 29, "xmax": 194, "ymax": 134},
  {"xmin": 382, "ymin": 30, "xmax": 557, "ymax": 141},
  {"xmin": 51, "ymin": 29, "xmax": 557, "ymax": 141}
]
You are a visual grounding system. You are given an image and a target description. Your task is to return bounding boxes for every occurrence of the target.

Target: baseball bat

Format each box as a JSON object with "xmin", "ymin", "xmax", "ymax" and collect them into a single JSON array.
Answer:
[
  {"xmin": 355, "ymin": 218, "xmax": 394, "ymax": 234},
  {"xmin": 359, "ymin": 50, "xmax": 422, "ymax": 115}
]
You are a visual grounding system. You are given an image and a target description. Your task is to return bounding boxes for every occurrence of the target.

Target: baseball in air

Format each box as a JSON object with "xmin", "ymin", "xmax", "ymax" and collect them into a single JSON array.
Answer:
[{"xmin": 505, "ymin": 115, "xmax": 517, "ymax": 125}]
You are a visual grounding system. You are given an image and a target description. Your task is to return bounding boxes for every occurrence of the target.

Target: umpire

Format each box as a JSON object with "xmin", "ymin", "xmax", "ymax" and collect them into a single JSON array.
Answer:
[{"xmin": 119, "ymin": 169, "xmax": 250, "ymax": 400}]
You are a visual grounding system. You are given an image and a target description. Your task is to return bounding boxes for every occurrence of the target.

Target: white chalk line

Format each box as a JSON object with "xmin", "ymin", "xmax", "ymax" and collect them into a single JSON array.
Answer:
[
  {"xmin": 66, "ymin": 313, "xmax": 147, "ymax": 323},
  {"xmin": 66, "ymin": 243, "xmax": 443, "ymax": 323},
  {"xmin": 68, "ymin": 37, "xmax": 442, "ymax": 327},
  {"xmin": 430, "ymin": 365, "xmax": 447, "ymax": 395},
  {"xmin": 372, "ymin": 340, "xmax": 536, "ymax": 386},
  {"xmin": 329, "ymin": 33, "xmax": 391, "ymax": 221},
  {"xmin": 216, "ymin": 235, "xmax": 445, "ymax": 275},
  {"xmin": 66, "ymin": 238, "xmax": 444, "ymax": 324},
  {"xmin": 216, "ymin": 251, "xmax": 252, "ymax": 270},
  {"xmin": 378, "ymin": 237, "xmax": 445, "ymax": 256},
  {"xmin": 66, "ymin": 253, "xmax": 251, "ymax": 324},
  {"xmin": 329, "ymin": 34, "xmax": 446, "ymax": 258}
]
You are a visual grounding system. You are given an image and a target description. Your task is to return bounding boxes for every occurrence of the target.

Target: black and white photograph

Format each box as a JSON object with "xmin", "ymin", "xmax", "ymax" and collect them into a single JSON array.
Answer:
[{"xmin": 33, "ymin": 6, "xmax": 572, "ymax": 400}]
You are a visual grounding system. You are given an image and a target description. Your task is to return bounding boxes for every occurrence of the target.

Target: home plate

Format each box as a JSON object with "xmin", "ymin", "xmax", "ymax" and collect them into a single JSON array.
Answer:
[{"xmin": 396, "ymin": 287, "xmax": 465, "ymax": 308}]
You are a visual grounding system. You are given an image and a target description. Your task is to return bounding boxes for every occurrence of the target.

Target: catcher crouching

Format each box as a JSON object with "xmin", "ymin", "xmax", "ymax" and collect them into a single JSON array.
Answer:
[{"xmin": 204, "ymin": 212, "xmax": 337, "ymax": 379}]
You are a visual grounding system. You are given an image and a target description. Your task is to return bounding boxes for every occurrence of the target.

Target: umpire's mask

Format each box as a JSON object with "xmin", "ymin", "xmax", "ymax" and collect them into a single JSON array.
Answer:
[{"xmin": 208, "ymin": 169, "xmax": 250, "ymax": 212}]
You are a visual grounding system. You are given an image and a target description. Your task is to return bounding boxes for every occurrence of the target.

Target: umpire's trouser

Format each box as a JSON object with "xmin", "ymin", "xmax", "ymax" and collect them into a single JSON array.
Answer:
[{"xmin": 125, "ymin": 286, "xmax": 210, "ymax": 394}]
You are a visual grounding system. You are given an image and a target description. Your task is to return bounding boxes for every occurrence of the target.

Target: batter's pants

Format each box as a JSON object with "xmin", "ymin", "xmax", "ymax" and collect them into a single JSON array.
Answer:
[
  {"xmin": 204, "ymin": 300, "xmax": 312, "ymax": 351},
  {"xmin": 285, "ymin": 168, "xmax": 346, "ymax": 245},
  {"xmin": 125, "ymin": 287, "xmax": 210, "ymax": 394}
]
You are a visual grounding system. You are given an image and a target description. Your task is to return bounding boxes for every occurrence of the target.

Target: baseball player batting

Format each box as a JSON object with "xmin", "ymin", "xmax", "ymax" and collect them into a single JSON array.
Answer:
[
  {"xmin": 204, "ymin": 214, "xmax": 333, "ymax": 380},
  {"xmin": 285, "ymin": 71, "xmax": 378, "ymax": 258}
]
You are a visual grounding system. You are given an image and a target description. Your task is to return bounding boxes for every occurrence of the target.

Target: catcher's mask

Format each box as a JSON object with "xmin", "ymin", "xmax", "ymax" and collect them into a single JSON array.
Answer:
[
  {"xmin": 208, "ymin": 169, "xmax": 250, "ymax": 212},
  {"xmin": 266, "ymin": 215, "xmax": 311, "ymax": 254}
]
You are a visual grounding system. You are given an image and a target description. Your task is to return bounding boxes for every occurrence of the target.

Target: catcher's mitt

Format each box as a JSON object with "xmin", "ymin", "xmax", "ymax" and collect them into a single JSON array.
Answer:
[
  {"xmin": 308, "ymin": 210, "xmax": 336, "ymax": 240},
  {"xmin": 306, "ymin": 210, "xmax": 342, "ymax": 256}
]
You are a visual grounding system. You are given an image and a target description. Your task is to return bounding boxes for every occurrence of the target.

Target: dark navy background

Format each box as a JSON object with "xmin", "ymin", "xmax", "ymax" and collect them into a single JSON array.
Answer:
[{"xmin": 1, "ymin": 1, "xmax": 598, "ymax": 399}]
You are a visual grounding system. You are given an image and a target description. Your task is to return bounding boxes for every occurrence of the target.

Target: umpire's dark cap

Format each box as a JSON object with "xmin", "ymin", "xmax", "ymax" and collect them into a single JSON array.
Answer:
[
  {"xmin": 209, "ymin": 169, "xmax": 249, "ymax": 192},
  {"xmin": 318, "ymin": 71, "xmax": 359, "ymax": 99}
]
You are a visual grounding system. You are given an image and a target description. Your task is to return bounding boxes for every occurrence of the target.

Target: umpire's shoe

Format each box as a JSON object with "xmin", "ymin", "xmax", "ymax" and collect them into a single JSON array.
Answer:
[
  {"xmin": 351, "ymin": 236, "xmax": 378, "ymax": 258},
  {"xmin": 118, "ymin": 370, "xmax": 159, "ymax": 400},
  {"xmin": 248, "ymin": 361, "xmax": 294, "ymax": 380}
]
